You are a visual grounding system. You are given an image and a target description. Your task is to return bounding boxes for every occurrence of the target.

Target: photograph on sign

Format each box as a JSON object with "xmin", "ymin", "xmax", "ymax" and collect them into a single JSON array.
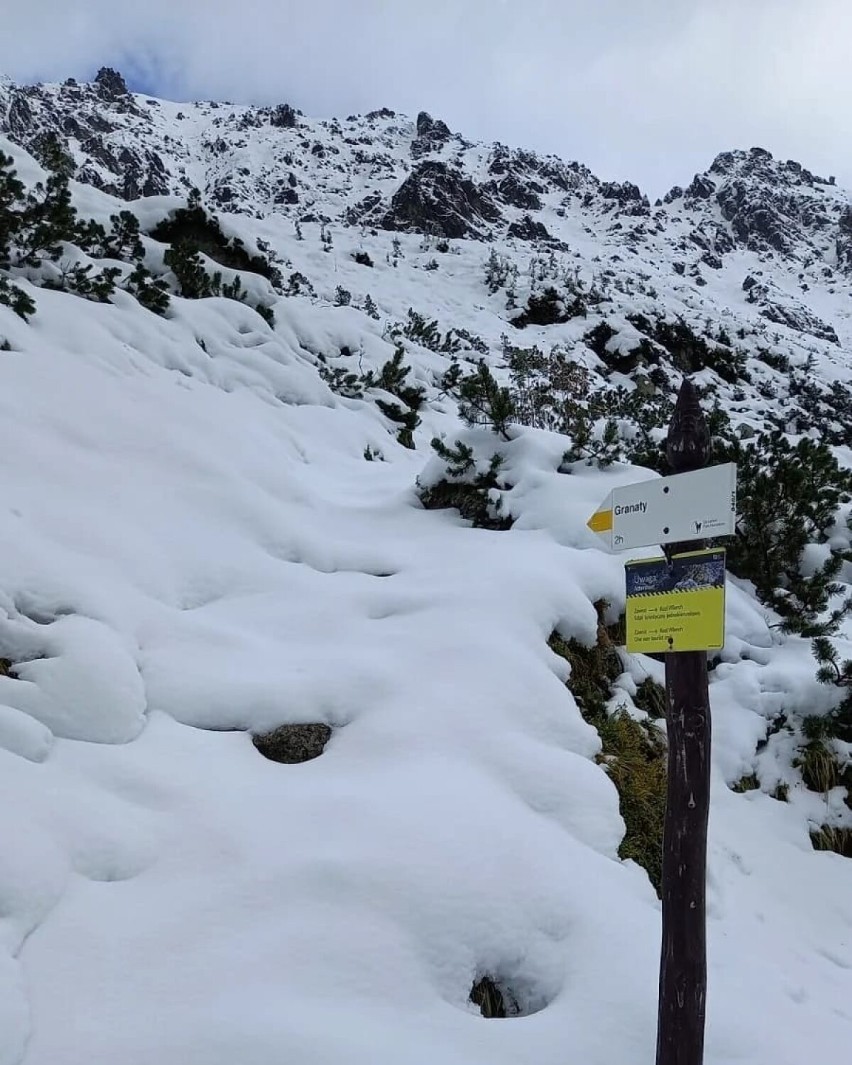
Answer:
[
  {"xmin": 625, "ymin": 548, "xmax": 726, "ymax": 654},
  {"xmin": 587, "ymin": 463, "xmax": 737, "ymax": 551}
]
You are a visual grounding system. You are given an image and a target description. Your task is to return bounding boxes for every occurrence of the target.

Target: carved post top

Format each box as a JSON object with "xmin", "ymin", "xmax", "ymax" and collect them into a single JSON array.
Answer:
[{"xmin": 666, "ymin": 379, "xmax": 710, "ymax": 474}]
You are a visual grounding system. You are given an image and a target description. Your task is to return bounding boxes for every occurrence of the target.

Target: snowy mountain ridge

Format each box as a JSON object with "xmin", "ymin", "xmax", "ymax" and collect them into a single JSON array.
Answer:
[
  {"xmin": 0, "ymin": 68, "xmax": 851, "ymax": 1065},
  {"xmin": 4, "ymin": 66, "xmax": 852, "ymax": 372},
  {"xmin": 2, "ymin": 67, "xmax": 850, "ymax": 258}
]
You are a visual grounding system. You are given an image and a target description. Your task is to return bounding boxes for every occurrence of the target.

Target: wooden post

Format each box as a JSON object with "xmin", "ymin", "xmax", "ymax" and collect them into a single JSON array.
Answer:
[{"xmin": 655, "ymin": 379, "xmax": 712, "ymax": 1065}]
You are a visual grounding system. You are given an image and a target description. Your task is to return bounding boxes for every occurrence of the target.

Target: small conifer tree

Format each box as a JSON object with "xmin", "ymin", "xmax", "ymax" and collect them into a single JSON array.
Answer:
[
  {"xmin": 451, "ymin": 361, "xmax": 515, "ymax": 440},
  {"xmin": 124, "ymin": 263, "xmax": 171, "ymax": 315},
  {"xmin": 0, "ymin": 276, "xmax": 36, "ymax": 320},
  {"xmin": 105, "ymin": 211, "xmax": 145, "ymax": 261},
  {"xmin": 163, "ymin": 241, "xmax": 213, "ymax": 298}
]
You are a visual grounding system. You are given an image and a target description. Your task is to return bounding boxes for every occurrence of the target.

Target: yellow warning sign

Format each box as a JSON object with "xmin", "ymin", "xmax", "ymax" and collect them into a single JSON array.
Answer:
[{"xmin": 625, "ymin": 549, "xmax": 726, "ymax": 654}]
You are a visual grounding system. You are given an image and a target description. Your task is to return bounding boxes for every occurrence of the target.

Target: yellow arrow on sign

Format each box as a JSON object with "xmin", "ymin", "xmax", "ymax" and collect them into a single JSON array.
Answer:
[{"xmin": 587, "ymin": 507, "xmax": 613, "ymax": 534}]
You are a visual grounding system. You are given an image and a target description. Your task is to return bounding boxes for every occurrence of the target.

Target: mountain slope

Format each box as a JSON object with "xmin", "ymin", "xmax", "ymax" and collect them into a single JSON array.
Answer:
[{"xmin": 0, "ymin": 71, "xmax": 851, "ymax": 1065}]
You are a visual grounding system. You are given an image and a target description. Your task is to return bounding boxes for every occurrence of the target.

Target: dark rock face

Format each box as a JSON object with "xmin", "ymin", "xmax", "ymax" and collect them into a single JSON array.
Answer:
[
  {"xmin": 600, "ymin": 180, "xmax": 642, "ymax": 202},
  {"xmin": 492, "ymin": 173, "xmax": 542, "ymax": 211},
  {"xmin": 274, "ymin": 185, "xmax": 299, "ymax": 205},
  {"xmin": 252, "ymin": 723, "xmax": 332, "ymax": 763},
  {"xmin": 6, "ymin": 95, "xmax": 34, "ymax": 137},
  {"xmin": 507, "ymin": 214, "xmax": 551, "ymax": 242},
  {"xmin": 760, "ymin": 299, "xmax": 839, "ymax": 344},
  {"xmin": 488, "ymin": 145, "xmax": 590, "ymax": 198},
  {"xmin": 599, "ymin": 181, "xmax": 650, "ymax": 216},
  {"xmin": 365, "ymin": 107, "xmax": 397, "ymax": 120},
  {"xmin": 704, "ymin": 146, "xmax": 838, "ymax": 256},
  {"xmin": 0, "ymin": 75, "xmax": 159, "ymax": 200},
  {"xmin": 415, "ymin": 111, "xmax": 450, "ymax": 139},
  {"xmin": 714, "ymin": 226, "xmax": 735, "ymax": 255},
  {"xmin": 716, "ymin": 180, "xmax": 791, "ymax": 253},
  {"xmin": 381, "ymin": 160, "xmax": 502, "ymax": 238},
  {"xmin": 837, "ymin": 206, "xmax": 852, "ymax": 271},
  {"xmin": 411, "ymin": 111, "xmax": 453, "ymax": 158},
  {"xmin": 119, "ymin": 150, "xmax": 169, "ymax": 200},
  {"xmin": 94, "ymin": 67, "xmax": 129, "ymax": 99},
  {"xmin": 710, "ymin": 147, "xmax": 773, "ymax": 178},
  {"xmin": 685, "ymin": 174, "xmax": 715, "ymax": 200}
]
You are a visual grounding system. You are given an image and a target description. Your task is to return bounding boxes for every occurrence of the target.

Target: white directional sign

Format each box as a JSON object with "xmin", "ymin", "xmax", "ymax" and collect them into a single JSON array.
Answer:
[{"xmin": 587, "ymin": 462, "xmax": 737, "ymax": 551}]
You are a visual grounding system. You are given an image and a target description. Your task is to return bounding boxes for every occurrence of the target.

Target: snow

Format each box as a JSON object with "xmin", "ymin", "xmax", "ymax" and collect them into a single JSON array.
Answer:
[{"xmin": 0, "ymin": 110, "xmax": 851, "ymax": 1065}]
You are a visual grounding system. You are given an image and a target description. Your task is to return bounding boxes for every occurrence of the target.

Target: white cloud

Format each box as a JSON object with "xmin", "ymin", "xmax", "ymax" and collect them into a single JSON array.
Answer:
[{"xmin": 1, "ymin": 0, "xmax": 850, "ymax": 196}]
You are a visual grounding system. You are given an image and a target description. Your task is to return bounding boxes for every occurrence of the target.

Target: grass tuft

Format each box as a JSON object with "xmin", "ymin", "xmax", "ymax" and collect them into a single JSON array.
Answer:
[
  {"xmin": 810, "ymin": 825, "xmax": 852, "ymax": 857},
  {"xmin": 550, "ymin": 605, "xmax": 667, "ymax": 895}
]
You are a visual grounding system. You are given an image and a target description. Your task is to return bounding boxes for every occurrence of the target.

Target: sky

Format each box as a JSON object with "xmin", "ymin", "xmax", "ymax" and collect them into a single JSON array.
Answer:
[{"xmin": 1, "ymin": 0, "xmax": 850, "ymax": 197}]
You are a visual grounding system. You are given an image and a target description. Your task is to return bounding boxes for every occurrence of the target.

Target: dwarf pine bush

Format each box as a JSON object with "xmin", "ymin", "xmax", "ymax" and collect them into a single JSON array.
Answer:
[{"xmin": 716, "ymin": 431, "xmax": 852, "ymax": 636}]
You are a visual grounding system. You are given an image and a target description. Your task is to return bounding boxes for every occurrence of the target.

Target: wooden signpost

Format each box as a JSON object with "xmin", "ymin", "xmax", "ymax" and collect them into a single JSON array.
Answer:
[
  {"xmin": 587, "ymin": 379, "xmax": 725, "ymax": 1065},
  {"xmin": 656, "ymin": 380, "xmax": 713, "ymax": 1065}
]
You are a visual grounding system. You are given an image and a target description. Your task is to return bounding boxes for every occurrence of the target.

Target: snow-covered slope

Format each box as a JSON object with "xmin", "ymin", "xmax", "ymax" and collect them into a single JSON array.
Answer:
[{"xmin": 0, "ymin": 70, "xmax": 851, "ymax": 1065}]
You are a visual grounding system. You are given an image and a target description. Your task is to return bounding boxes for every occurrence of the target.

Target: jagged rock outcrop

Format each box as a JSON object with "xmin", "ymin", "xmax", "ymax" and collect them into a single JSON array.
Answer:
[
  {"xmin": 94, "ymin": 67, "xmax": 129, "ymax": 100},
  {"xmin": 599, "ymin": 181, "xmax": 650, "ymax": 216},
  {"xmin": 685, "ymin": 174, "xmax": 716, "ymax": 201},
  {"xmin": 506, "ymin": 214, "xmax": 551, "ymax": 242},
  {"xmin": 491, "ymin": 173, "xmax": 543, "ymax": 211},
  {"xmin": 379, "ymin": 160, "xmax": 502, "ymax": 238},
  {"xmin": 709, "ymin": 147, "xmax": 837, "ymax": 255},
  {"xmin": 411, "ymin": 111, "xmax": 452, "ymax": 158},
  {"xmin": 0, "ymin": 67, "xmax": 849, "ymax": 299}
]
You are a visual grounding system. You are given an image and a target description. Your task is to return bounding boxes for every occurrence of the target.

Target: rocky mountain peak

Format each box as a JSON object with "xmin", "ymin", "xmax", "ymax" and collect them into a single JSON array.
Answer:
[
  {"xmin": 94, "ymin": 66, "xmax": 130, "ymax": 99},
  {"xmin": 662, "ymin": 145, "xmax": 847, "ymax": 259},
  {"xmin": 412, "ymin": 110, "xmax": 454, "ymax": 159}
]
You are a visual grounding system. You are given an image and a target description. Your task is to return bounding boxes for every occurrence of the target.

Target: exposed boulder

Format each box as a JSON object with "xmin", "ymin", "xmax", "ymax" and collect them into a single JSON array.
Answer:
[
  {"xmin": 119, "ymin": 150, "xmax": 169, "ymax": 199},
  {"xmin": 252, "ymin": 723, "xmax": 333, "ymax": 764}
]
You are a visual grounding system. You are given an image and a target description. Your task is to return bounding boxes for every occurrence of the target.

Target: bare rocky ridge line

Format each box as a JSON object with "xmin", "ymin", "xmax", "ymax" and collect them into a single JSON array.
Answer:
[{"xmin": 1, "ymin": 66, "xmax": 850, "ymax": 270}]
